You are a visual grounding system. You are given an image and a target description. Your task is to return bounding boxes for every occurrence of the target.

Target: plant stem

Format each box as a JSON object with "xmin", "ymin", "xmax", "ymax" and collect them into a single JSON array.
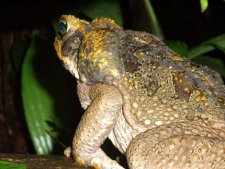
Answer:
[{"xmin": 143, "ymin": 0, "xmax": 164, "ymax": 40}]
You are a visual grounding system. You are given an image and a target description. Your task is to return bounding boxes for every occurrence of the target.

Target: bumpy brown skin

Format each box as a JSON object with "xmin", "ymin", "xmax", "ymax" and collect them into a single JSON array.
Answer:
[{"xmin": 54, "ymin": 15, "xmax": 225, "ymax": 169}]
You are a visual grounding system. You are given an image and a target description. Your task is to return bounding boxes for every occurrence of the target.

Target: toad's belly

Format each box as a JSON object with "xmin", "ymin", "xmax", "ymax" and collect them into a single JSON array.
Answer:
[{"xmin": 108, "ymin": 111, "xmax": 137, "ymax": 154}]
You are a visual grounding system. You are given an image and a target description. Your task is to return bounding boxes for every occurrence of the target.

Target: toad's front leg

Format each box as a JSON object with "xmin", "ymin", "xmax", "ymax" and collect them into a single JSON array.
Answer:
[{"xmin": 71, "ymin": 83, "xmax": 124, "ymax": 169}]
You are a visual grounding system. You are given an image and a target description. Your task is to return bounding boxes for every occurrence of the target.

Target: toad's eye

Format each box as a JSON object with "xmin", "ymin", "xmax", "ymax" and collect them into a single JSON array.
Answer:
[{"xmin": 58, "ymin": 20, "xmax": 69, "ymax": 35}]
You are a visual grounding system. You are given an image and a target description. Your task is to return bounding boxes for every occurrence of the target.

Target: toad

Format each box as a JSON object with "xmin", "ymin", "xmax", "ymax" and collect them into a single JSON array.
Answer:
[{"xmin": 54, "ymin": 15, "xmax": 225, "ymax": 169}]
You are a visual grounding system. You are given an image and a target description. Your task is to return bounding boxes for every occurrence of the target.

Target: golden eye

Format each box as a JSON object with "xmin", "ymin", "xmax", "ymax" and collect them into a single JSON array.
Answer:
[{"xmin": 58, "ymin": 20, "xmax": 69, "ymax": 35}]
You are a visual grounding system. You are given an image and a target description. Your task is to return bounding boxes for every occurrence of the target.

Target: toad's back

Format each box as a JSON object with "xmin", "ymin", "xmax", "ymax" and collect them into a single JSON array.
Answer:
[{"xmin": 118, "ymin": 30, "xmax": 225, "ymax": 130}]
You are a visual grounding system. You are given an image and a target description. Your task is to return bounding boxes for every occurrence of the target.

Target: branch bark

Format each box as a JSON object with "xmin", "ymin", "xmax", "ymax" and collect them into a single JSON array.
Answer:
[{"xmin": 0, "ymin": 153, "xmax": 92, "ymax": 169}]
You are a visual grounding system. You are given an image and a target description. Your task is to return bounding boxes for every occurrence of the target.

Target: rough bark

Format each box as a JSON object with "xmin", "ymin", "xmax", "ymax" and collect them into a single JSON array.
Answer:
[
  {"xmin": 0, "ymin": 32, "xmax": 29, "ymax": 153},
  {"xmin": 0, "ymin": 153, "xmax": 92, "ymax": 169}
]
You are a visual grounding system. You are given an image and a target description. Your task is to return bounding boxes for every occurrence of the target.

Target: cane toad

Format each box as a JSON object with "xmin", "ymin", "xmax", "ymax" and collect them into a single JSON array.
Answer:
[{"xmin": 54, "ymin": 15, "xmax": 225, "ymax": 169}]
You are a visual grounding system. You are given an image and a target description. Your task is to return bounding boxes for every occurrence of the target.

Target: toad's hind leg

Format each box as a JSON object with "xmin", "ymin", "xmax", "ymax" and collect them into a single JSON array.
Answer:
[{"xmin": 126, "ymin": 123, "xmax": 225, "ymax": 169}]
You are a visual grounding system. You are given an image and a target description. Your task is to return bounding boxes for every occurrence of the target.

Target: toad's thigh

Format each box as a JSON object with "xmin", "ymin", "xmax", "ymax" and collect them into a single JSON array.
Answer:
[{"xmin": 126, "ymin": 130, "xmax": 225, "ymax": 169}]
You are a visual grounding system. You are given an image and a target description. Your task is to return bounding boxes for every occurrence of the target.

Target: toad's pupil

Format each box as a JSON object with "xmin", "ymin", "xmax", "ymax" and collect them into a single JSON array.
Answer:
[{"xmin": 58, "ymin": 20, "xmax": 67, "ymax": 35}]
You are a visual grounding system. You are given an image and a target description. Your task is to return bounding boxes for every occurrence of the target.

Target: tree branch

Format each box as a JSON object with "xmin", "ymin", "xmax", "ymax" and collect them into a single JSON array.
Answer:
[{"xmin": 0, "ymin": 153, "xmax": 92, "ymax": 169}]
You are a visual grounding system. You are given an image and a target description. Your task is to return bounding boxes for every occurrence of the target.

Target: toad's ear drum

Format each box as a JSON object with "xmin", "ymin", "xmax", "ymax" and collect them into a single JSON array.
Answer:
[{"xmin": 77, "ymin": 30, "xmax": 124, "ymax": 85}]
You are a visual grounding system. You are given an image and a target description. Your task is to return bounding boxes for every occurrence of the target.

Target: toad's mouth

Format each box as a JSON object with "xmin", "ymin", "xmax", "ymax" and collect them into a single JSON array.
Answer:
[{"xmin": 54, "ymin": 36, "xmax": 64, "ymax": 61}]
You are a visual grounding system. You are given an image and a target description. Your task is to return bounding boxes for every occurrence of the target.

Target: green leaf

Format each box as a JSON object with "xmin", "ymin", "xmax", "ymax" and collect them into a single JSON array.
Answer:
[
  {"xmin": 75, "ymin": 0, "xmax": 123, "ymax": 26},
  {"xmin": 22, "ymin": 33, "xmax": 54, "ymax": 154},
  {"xmin": 200, "ymin": 0, "xmax": 208, "ymax": 12},
  {"xmin": 52, "ymin": 19, "xmax": 58, "ymax": 35},
  {"xmin": 166, "ymin": 40, "xmax": 189, "ymax": 57},
  {"xmin": 188, "ymin": 34, "xmax": 225, "ymax": 59},
  {"xmin": 193, "ymin": 55, "xmax": 225, "ymax": 77},
  {"xmin": 11, "ymin": 39, "xmax": 29, "ymax": 72},
  {"xmin": 21, "ymin": 32, "xmax": 77, "ymax": 154},
  {"xmin": 0, "ymin": 161, "xmax": 26, "ymax": 169}
]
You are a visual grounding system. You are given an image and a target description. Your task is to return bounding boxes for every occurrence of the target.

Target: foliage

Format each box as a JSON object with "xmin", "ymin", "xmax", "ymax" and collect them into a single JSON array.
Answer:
[
  {"xmin": 10, "ymin": 0, "xmax": 225, "ymax": 155},
  {"xmin": 200, "ymin": 0, "xmax": 208, "ymax": 12},
  {"xmin": 166, "ymin": 34, "xmax": 225, "ymax": 76},
  {"xmin": 0, "ymin": 161, "xmax": 26, "ymax": 169}
]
